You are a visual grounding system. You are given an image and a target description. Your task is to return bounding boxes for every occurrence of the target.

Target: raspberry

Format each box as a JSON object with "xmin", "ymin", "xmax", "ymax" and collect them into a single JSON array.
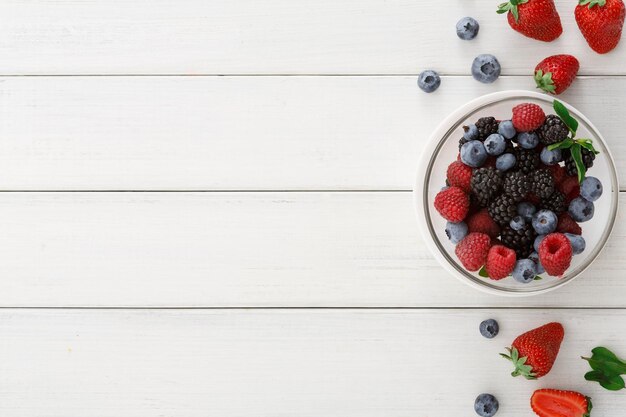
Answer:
[
  {"xmin": 455, "ymin": 233, "xmax": 492, "ymax": 271},
  {"xmin": 547, "ymin": 164, "xmax": 566, "ymax": 186},
  {"xmin": 434, "ymin": 186, "xmax": 470, "ymax": 222},
  {"xmin": 466, "ymin": 208, "xmax": 501, "ymax": 239},
  {"xmin": 446, "ymin": 161, "xmax": 472, "ymax": 193},
  {"xmin": 512, "ymin": 103, "xmax": 546, "ymax": 132},
  {"xmin": 557, "ymin": 212, "xmax": 582, "ymax": 235},
  {"xmin": 558, "ymin": 176, "xmax": 580, "ymax": 203},
  {"xmin": 538, "ymin": 233, "xmax": 573, "ymax": 277},
  {"xmin": 485, "ymin": 245, "xmax": 517, "ymax": 280}
]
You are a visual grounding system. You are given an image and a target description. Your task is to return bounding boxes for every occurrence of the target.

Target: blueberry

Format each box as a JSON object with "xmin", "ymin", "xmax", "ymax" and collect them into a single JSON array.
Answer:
[
  {"xmin": 456, "ymin": 17, "xmax": 480, "ymax": 40},
  {"xmin": 483, "ymin": 134, "xmax": 506, "ymax": 156},
  {"xmin": 510, "ymin": 215, "xmax": 525, "ymax": 231},
  {"xmin": 580, "ymin": 176, "xmax": 603, "ymax": 202},
  {"xmin": 565, "ymin": 233, "xmax": 586, "ymax": 255},
  {"xmin": 532, "ymin": 210, "xmax": 557, "ymax": 234},
  {"xmin": 479, "ymin": 319, "xmax": 499, "ymax": 339},
  {"xmin": 569, "ymin": 197, "xmax": 595, "ymax": 222},
  {"xmin": 496, "ymin": 153, "xmax": 516, "ymax": 172},
  {"xmin": 446, "ymin": 221, "xmax": 469, "ymax": 244},
  {"xmin": 471, "ymin": 54, "xmax": 501, "ymax": 84},
  {"xmin": 517, "ymin": 132, "xmax": 539, "ymax": 149},
  {"xmin": 418, "ymin": 70, "xmax": 441, "ymax": 93},
  {"xmin": 528, "ymin": 252, "xmax": 545, "ymax": 274},
  {"xmin": 463, "ymin": 124, "xmax": 479, "ymax": 141},
  {"xmin": 517, "ymin": 202, "xmax": 536, "ymax": 221},
  {"xmin": 534, "ymin": 234, "xmax": 546, "ymax": 252},
  {"xmin": 474, "ymin": 393, "xmax": 499, "ymax": 417},
  {"xmin": 512, "ymin": 259, "xmax": 537, "ymax": 284},
  {"xmin": 460, "ymin": 140, "xmax": 488, "ymax": 168},
  {"xmin": 540, "ymin": 147, "xmax": 562, "ymax": 165},
  {"xmin": 498, "ymin": 120, "xmax": 516, "ymax": 139}
]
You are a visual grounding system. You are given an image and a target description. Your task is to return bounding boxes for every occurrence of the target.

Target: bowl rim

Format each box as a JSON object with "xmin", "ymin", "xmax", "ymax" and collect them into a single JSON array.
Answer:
[{"xmin": 413, "ymin": 90, "xmax": 620, "ymax": 297}]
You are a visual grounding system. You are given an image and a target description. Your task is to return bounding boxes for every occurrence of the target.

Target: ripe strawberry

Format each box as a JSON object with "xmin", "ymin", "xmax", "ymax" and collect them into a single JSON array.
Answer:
[
  {"xmin": 559, "ymin": 176, "xmax": 581, "ymax": 202},
  {"xmin": 501, "ymin": 322, "xmax": 564, "ymax": 379},
  {"xmin": 576, "ymin": 0, "xmax": 625, "ymax": 54},
  {"xmin": 455, "ymin": 233, "xmax": 491, "ymax": 271},
  {"xmin": 486, "ymin": 245, "xmax": 517, "ymax": 279},
  {"xmin": 547, "ymin": 164, "xmax": 566, "ymax": 186},
  {"xmin": 497, "ymin": 0, "xmax": 563, "ymax": 42},
  {"xmin": 512, "ymin": 103, "xmax": 546, "ymax": 132},
  {"xmin": 446, "ymin": 161, "xmax": 472, "ymax": 193},
  {"xmin": 539, "ymin": 233, "xmax": 573, "ymax": 276},
  {"xmin": 434, "ymin": 186, "xmax": 470, "ymax": 222},
  {"xmin": 534, "ymin": 55, "xmax": 580, "ymax": 95},
  {"xmin": 557, "ymin": 212, "xmax": 583, "ymax": 235},
  {"xmin": 531, "ymin": 389, "xmax": 592, "ymax": 417},
  {"xmin": 467, "ymin": 208, "xmax": 501, "ymax": 239}
]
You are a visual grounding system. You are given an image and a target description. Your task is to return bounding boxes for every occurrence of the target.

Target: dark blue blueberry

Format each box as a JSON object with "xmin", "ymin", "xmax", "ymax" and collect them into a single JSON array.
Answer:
[
  {"xmin": 460, "ymin": 140, "xmax": 488, "ymax": 168},
  {"xmin": 517, "ymin": 132, "xmax": 539, "ymax": 149},
  {"xmin": 418, "ymin": 70, "xmax": 441, "ymax": 93},
  {"xmin": 496, "ymin": 153, "xmax": 516, "ymax": 172},
  {"xmin": 474, "ymin": 393, "xmax": 499, "ymax": 417},
  {"xmin": 532, "ymin": 210, "xmax": 557, "ymax": 234},
  {"xmin": 463, "ymin": 124, "xmax": 479, "ymax": 141},
  {"xmin": 540, "ymin": 147, "xmax": 562, "ymax": 165},
  {"xmin": 565, "ymin": 233, "xmax": 586, "ymax": 255},
  {"xmin": 517, "ymin": 202, "xmax": 536, "ymax": 221},
  {"xmin": 456, "ymin": 17, "xmax": 480, "ymax": 40},
  {"xmin": 534, "ymin": 234, "xmax": 546, "ymax": 252},
  {"xmin": 471, "ymin": 54, "xmax": 501, "ymax": 84},
  {"xmin": 446, "ymin": 221, "xmax": 469, "ymax": 244},
  {"xmin": 528, "ymin": 252, "xmax": 545, "ymax": 274},
  {"xmin": 497, "ymin": 120, "xmax": 516, "ymax": 139},
  {"xmin": 580, "ymin": 176, "xmax": 603, "ymax": 202},
  {"xmin": 479, "ymin": 319, "xmax": 499, "ymax": 339},
  {"xmin": 569, "ymin": 197, "xmax": 595, "ymax": 222},
  {"xmin": 512, "ymin": 259, "xmax": 537, "ymax": 284},
  {"xmin": 484, "ymin": 133, "xmax": 506, "ymax": 156},
  {"xmin": 510, "ymin": 215, "xmax": 525, "ymax": 231}
]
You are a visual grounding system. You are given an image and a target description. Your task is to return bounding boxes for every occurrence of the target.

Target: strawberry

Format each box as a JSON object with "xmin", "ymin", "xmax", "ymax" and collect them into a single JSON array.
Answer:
[
  {"xmin": 501, "ymin": 322, "xmax": 564, "ymax": 379},
  {"xmin": 535, "ymin": 55, "xmax": 580, "ymax": 95},
  {"xmin": 531, "ymin": 389, "xmax": 592, "ymax": 417},
  {"xmin": 576, "ymin": 0, "xmax": 625, "ymax": 54},
  {"xmin": 497, "ymin": 0, "xmax": 563, "ymax": 42}
]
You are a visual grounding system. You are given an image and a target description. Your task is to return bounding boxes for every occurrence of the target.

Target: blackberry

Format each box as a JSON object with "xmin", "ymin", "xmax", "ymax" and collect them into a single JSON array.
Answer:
[
  {"xmin": 563, "ymin": 147, "xmax": 596, "ymax": 177},
  {"xmin": 540, "ymin": 191, "xmax": 566, "ymax": 215},
  {"xmin": 470, "ymin": 167, "xmax": 502, "ymax": 207},
  {"xmin": 503, "ymin": 171, "xmax": 530, "ymax": 202},
  {"xmin": 500, "ymin": 224, "xmax": 537, "ymax": 259},
  {"xmin": 476, "ymin": 117, "xmax": 499, "ymax": 140},
  {"xmin": 538, "ymin": 115, "xmax": 569, "ymax": 145},
  {"xmin": 515, "ymin": 148, "xmax": 540, "ymax": 174},
  {"xmin": 530, "ymin": 169, "xmax": 555, "ymax": 199},
  {"xmin": 489, "ymin": 194, "xmax": 518, "ymax": 227}
]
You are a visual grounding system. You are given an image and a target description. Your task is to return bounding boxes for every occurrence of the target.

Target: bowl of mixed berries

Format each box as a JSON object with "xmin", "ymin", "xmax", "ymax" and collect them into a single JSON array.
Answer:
[{"xmin": 415, "ymin": 91, "xmax": 618, "ymax": 295}]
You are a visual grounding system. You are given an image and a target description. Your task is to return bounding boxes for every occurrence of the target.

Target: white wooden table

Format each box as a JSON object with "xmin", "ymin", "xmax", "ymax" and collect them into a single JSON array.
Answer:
[{"xmin": 0, "ymin": 1, "xmax": 625, "ymax": 416}]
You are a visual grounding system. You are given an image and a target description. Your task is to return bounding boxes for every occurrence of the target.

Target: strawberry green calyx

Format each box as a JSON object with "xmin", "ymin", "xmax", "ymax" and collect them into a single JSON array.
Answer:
[
  {"xmin": 534, "ymin": 69, "xmax": 556, "ymax": 94},
  {"xmin": 501, "ymin": 346, "xmax": 537, "ymax": 379},
  {"xmin": 582, "ymin": 346, "xmax": 626, "ymax": 391},
  {"xmin": 584, "ymin": 397, "xmax": 593, "ymax": 417},
  {"xmin": 579, "ymin": 0, "xmax": 607, "ymax": 9},
  {"xmin": 497, "ymin": 0, "xmax": 529, "ymax": 22}
]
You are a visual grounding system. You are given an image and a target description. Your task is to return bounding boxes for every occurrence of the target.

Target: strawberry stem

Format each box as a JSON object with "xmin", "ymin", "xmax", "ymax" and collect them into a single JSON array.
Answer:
[
  {"xmin": 579, "ymin": 0, "xmax": 607, "ymax": 8},
  {"xmin": 501, "ymin": 347, "xmax": 537, "ymax": 379}
]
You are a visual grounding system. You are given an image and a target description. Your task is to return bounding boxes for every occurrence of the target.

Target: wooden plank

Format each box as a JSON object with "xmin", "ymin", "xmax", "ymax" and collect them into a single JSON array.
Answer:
[
  {"xmin": 0, "ymin": 75, "xmax": 624, "ymax": 191},
  {"xmin": 0, "ymin": 308, "xmax": 624, "ymax": 416},
  {"xmin": 0, "ymin": 191, "xmax": 623, "ymax": 308},
  {"xmin": 0, "ymin": 0, "xmax": 624, "ymax": 75}
]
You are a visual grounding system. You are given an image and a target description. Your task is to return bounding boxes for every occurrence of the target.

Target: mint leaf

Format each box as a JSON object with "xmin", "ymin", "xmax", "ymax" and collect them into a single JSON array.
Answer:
[
  {"xmin": 479, "ymin": 266, "xmax": 489, "ymax": 278},
  {"xmin": 534, "ymin": 276, "xmax": 543, "ymax": 280},
  {"xmin": 547, "ymin": 137, "xmax": 574, "ymax": 151},
  {"xmin": 576, "ymin": 139, "xmax": 600, "ymax": 155},
  {"xmin": 582, "ymin": 347, "xmax": 626, "ymax": 391},
  {"xmin": 553, "ymin": 100, "xmax": 579, "ymax": 134},
  {"xmin": 570, "ymin": 144, "xmax": 586, "ymax": 183},
  {"xmin": 585, "ymin": 370, "xmax": 625, "ymax": 391}
]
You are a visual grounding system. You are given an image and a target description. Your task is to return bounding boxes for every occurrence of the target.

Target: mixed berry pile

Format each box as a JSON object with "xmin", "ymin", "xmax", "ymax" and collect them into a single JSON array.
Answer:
[{"xmin": 435, "ymin": 100, "xmax": 603, "ymax": 283}]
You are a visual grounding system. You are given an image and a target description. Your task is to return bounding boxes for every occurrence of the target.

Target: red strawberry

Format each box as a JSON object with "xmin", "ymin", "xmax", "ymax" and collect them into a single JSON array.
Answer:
[
  {"xmin": 455, "ymin": 233, "xmax": 491, "ymax": 271},
  {"xmin": 446, "ymin": 161, "xmax": 472, "ymax": 193},
  {"xmin": 576, "ymin": 0, "xmax": 625, "ymax": 54},
  {"xmin": 534, "ymin": 55, "xmax": 580, "ymax": 95},
  {"xmin": 512, "ymin": 103, "xmax": 546, "ymax": 132},
  {"xmin": 557, "ymin": 212, "xmax": 583, "ymax": 235},
  {"xmin": 486, "ymin": 245, "xmax": 517, "ymax": 279},
  {"xmin": 467, "ymin": 208, "xmax": 501, "ymax": 239},
  {"xmin": 497, "ymin": 0, "xmax": 563, "ymax": 42},
  {"xmin": 559, "ymin": 176, "xmax": 581, "ymax": 202},
  {"xmin": 434, "ymin": 186, "xmax": 469, "ymax": 222},
  {"xmin": 531, "ymin": 389, "xmax": 591, "ymax": 417},
  {"xmin": 547, "ymin": 164, "xmax": 566, "ymax": 186},
  {"xmin": 539, "ymin": 233, "xmax": 573, "ymax": 276},
  {"xmin": 501, "ymin": 322, "xmax": 565, "ymax": 379}
]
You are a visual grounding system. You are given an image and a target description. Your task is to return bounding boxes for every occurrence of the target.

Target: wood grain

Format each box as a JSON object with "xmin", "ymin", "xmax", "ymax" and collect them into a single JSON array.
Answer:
[{"xmin": 0, "ymin": 0, "xmax": 624, "ymax": 75}]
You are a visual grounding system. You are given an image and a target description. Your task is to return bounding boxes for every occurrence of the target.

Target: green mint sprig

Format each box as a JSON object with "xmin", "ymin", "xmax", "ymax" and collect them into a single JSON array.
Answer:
[{"xmin": 582, "ymin": 347, "xmax": 626, "ymax": 391}]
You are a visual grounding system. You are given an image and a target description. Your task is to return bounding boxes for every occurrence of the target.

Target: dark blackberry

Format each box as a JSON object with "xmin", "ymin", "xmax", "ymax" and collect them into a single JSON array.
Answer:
[
  {"xmin": 538, "ymin": 115, "xmax": 569, "ymax": 145},
  {"xmin": 563, "ymin": 147, "xmax": 596, "ymax": 177},
  {"xmin": 500, "ymin": 224, "xmax": 537, "ymax": 259},
  {"xmin": 540, "ymin": 191, "xmax": 566, "ymax": 215},
  {"xmin": 530, "ymin": 169, "xmax": 555, "ymax": 199},
  {"xmin": 470, "ymin": 167, "xmax": 503, "ymax": 207},
  {"xmin": 489, "ymin": 194, "xmax": 518, "ymax": 227},
  {"xmin": 503, "ymin": 171, "xmax": 530, "ymax": 202},
  {"xmin": 515, "ymin": 148, "xmax": 540, "ymax": 174},
  {"xmin": 476, "ymin": 116, "xmax": 499, "ymax": 140}
]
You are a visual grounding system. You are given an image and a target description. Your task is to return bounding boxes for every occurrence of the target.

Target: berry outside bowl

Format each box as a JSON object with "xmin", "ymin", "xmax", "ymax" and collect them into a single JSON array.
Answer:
[{"xmin": 414, "ymin": 90, "xmax": 619, "ymax": 296}]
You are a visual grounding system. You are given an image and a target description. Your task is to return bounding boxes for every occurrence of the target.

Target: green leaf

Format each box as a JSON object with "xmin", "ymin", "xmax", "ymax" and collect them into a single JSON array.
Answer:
[
  {"xmin": 585, "ymin": 370, "xmax": 625, "ymax": 391},
  {"xmin": 478, "ymin": 266, "xmax": 489, "ymax": 278},
  {"xmin": 547, "ymin": 137, "xmax": 574, "ymax": 151},
  {"xmin": 534, "ymin": 70, "xmax": 556, "ymax": 94},
  {"xmin": 570, "ymin": 144, "xmax": 586, "ymax": 183},
  {"xmin": 576, "ymin": 139, "xmax": 600, "ymax": 155},
  {"xmin": 582, "ymin": 347, "xmax": 626, "ymax": 391},
  {"xmin": 534, "ymin": 276, "xmax": 543, "ymax": 280},
  {"xmin": 553, "ymin": 100, "xmax": 579, "ymax": 134}
]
